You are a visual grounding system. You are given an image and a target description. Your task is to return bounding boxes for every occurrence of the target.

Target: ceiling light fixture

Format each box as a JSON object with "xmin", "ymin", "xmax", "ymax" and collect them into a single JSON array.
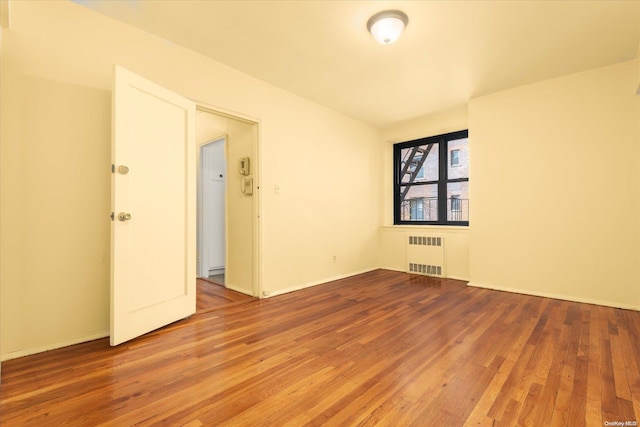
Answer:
[{"xmin": 367, "ymin": 10, "xmax": 409, "ymax": 45}]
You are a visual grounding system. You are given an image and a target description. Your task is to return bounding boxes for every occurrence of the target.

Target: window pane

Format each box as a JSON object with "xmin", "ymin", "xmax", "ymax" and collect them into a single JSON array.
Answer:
[
  {"xmin": 450, "ymin": 150, "xmax": 460, "ymax": 166},
  {"xmin": 447, "ymin": 138, "xmax": 468, "ymax": 180},
  {"xmin": 399, "ymin": 185, "xmax": 438, "ymax": 221},
  {"xmin": 447, "ymin": 182, "xmax": 469, "ymax": 222},
  {"xmin": 400, "ymin": 143, "xmax": 438, "ymax": 183}
]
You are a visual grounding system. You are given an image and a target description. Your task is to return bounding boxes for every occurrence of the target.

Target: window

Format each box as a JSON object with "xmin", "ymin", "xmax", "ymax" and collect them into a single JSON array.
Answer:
[
  {"xmin": 450, "ymin": 195, "xmax": 461, "ymax": 211},
  {"xmin": 394, "ymin": 130, "xmax": 468, "ymax": 225},
  {"xmin": 409, "ymin": 156, "xmax": 425, "ymax": 179},
  {"xmin": 409, "ymin": 198, "xmax": 424, "ymax": 220},
  {"xmin": 450, "ymin": 195, "xmax": 462, "ymax": 221},
  {"xmin": 450, "ymin": 149, "xmax": 460, "ymax": 166}
]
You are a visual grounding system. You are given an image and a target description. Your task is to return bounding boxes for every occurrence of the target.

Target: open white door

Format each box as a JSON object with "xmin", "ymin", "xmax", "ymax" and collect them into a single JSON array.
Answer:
[
  {"xmin": 110, "ymin": 66, "xmax": 196, "ymax": 346},
  {"xmin": 199, "ymin": 138, "xmax": 226, "ymax": 278}
]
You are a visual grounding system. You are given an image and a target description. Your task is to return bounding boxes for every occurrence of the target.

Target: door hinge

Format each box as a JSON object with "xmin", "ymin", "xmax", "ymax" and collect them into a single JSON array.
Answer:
[
  {"xmin": 111, "ymin": 164, "xmax": 115, "ymax": 173},
  {"xmin": 111, "ymin": 212, "xmax": 115, "ymax": 221}
]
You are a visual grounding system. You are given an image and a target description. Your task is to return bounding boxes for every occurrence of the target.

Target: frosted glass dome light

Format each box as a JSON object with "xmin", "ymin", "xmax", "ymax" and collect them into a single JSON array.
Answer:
[{"xmin": 367, "ymin": 10, "xmax": 409, "ymax": 45}]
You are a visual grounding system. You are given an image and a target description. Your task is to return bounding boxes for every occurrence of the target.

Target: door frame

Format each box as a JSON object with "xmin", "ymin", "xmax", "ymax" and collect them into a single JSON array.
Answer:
[{"xmin": 195, "ymin": 104, "xmax": 262, "ymax": 298}]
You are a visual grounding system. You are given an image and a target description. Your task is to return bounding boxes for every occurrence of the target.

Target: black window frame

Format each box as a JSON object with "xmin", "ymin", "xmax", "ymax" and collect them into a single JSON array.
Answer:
[{"xmin": 393, "ymin": 130, "xmax": 469, "ymax": 226}]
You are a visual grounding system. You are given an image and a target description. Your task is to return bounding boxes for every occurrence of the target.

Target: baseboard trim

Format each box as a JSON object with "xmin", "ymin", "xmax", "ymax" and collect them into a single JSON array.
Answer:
[
  {"xmin": 1, "ymin": 331, "xmax": 110, "ymax": 362},
  {"xmin": 265, "ymin": 268, "xmax": 379, "ymax": 298},
  {"xmin": 467, "ymin": 282, "xmax": 640, "ymax": 311},
  {"xmin": 446, "ymin": 275, "xmax": 470, "ymax": 282},
  {"xmin": 378, "ymin": 266, "xmax": 404, "ymax": 273}
]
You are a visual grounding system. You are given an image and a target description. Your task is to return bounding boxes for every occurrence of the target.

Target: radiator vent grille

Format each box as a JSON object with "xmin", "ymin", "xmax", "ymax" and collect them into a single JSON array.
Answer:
[
  {"xmin": 409, "ymin": 263, "xmax": 442, "ymax": 276},
  {"xmin": 406, "ymin": 235, "xmax": 445, "ymax": 278},
  {"xmin": 408, "ymin": 236, "xmax": 442, "ymax": 247}
]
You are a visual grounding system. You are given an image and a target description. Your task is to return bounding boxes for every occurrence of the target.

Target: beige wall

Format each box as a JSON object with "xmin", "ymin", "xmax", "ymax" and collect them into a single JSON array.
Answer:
[
  {"xmin": 1, "ymin": 73, "xmax": 112, "ymax": 358},
  {"xmin": 225, "ymin": 119, "xmax": 258, "ymax": 296},
  {"xmin": 0, "ymin": 0, "xmax": 382, "ymax": 359},
  {"xmin": 468, "ymin": 60, "xmax": 640, "ymax": 309},
  {"xmin": 636, "ymin": 43, "xmax": 640, "ymax": 94},
  {"xmin": 379, "ymin": 106, "xmax": 470, "ymax": 281}
]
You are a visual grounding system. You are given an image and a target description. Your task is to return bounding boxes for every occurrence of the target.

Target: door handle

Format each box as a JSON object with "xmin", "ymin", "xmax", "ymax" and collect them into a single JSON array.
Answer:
[{"xmin": 118, "ymin": 212, "xmax": 132, "ymax": 221}]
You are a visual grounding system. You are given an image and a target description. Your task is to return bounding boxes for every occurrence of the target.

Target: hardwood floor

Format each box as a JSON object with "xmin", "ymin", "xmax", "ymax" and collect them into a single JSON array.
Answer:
[
  {"xmin": 196, "ymin": 278, "xmax": 255, "ymax": 312},
  {"xmin": 1, "ymin": 269, "xmax": 639, "ymax": 426}
]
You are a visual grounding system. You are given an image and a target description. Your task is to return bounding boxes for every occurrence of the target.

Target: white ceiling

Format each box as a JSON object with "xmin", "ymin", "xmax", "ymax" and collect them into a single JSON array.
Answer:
[{"xmin": 78, "ymin": 0, "xmax": 640, "ymax": 128}]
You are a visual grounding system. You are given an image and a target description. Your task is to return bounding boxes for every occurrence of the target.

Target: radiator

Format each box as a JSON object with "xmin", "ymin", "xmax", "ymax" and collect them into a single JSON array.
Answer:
[{"xmin": 406, "ymin": 235, "xmax": 446, "ymax": 277}]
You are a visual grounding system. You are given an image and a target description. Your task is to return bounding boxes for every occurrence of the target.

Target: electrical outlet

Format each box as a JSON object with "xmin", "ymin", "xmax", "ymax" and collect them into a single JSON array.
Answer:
[{"xmin": 332, "ymin": 255, "xmax": 337, "ymax": 263}]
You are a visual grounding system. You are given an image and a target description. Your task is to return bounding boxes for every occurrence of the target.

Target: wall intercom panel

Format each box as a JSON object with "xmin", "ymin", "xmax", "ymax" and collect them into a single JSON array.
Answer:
[
  {"xmin": 239, "ymin": 157, "xmax": 250, "ymax": 176},
  {"xmin": 241, "ymin": 177, "xmax": 253, "ymax": 195}
]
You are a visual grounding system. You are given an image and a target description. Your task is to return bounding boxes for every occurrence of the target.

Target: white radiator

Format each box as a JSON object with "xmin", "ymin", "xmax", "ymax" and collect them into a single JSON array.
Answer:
[{"xmin": 406, "ymin": 235, "xmax": 446, "ymax": 278}]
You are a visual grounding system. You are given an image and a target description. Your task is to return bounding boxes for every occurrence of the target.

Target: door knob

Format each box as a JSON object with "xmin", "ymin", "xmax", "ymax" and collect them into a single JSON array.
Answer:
[{"xmin": 118, "ymin": 212, "xmax": 132, "ymax": 221}]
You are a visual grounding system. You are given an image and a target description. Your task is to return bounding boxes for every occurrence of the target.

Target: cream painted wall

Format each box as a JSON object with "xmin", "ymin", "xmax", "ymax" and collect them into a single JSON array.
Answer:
[
  {"xmin": 0, "ymin": 0, "xmax": 382, "ymax": 359},
  {"xmin": 382, "ymin": 106, "xmax": 469, "ymax": 145},
  {"xmin": 636, "ymin": 43, "xmax": 640, "ymax": 93},
  {"xmin": 468, "ymin": 60, "xmax": 640, "ymax": 309},
  {"xmin": 378, "ymin": 106, "xmax": 470, "ymax": 281},
  {"xmin": 1, "ymin": 74, "xmax": 112, "ymax": 357}
]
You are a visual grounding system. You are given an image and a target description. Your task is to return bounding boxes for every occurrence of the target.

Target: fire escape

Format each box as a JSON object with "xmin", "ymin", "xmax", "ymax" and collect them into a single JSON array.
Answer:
[{"xmin": 399, "ymin": 144, "xmax": 433, "ymax": 204}]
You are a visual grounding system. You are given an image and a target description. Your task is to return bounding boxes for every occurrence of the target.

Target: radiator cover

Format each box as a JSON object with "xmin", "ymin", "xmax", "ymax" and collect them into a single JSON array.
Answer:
[{"xmin": 406, "ymin": 235, "xmax": 446, "ymax": 278}]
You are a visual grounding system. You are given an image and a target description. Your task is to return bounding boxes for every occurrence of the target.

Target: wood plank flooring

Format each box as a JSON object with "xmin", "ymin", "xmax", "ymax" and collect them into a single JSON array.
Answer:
[
  {"xmin": 1, "ymin": 269, "xmax": 639, "ymax": 426},
  {"xmin": 196, "ymin": 278, "xmax": 256, "ymax": 312}
]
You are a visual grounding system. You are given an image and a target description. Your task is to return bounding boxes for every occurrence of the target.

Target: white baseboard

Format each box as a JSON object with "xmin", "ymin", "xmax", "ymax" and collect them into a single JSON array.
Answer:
[
  {"xmin": 467, "ymin": 282, "xmax": 640, "ymax": 311},
  {"xmin": 264, "ymin": 268, "xmax": 379, "ymax": 298},
  {"xmin": 208, "ymin": 267, "xmax": 225, "ymax": 276},
  {"xmin": 446, "ymin": 275, "xmax": 470, "ymax": 282},
  {"xmin": 1, "ymin": 331, "xmax": 110, "ymax": 362},
  {"xmin": 379, "ymin": 266, "xmax": 404, "ymax": 273}
]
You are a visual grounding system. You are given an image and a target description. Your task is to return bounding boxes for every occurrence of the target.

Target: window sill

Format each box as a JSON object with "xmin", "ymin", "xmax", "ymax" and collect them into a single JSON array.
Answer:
[{"xmin": 381, "ymin": 224, "xmax": 469, "ymax": 234}]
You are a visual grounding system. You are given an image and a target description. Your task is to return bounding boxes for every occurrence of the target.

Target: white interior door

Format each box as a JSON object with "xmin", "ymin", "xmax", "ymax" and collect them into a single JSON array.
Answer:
[
  {"xmin": 111, "ymin": 65, "xmax": 196, "ymax": 346},
  {"xmin": 201, "ymin": 139, "xmax": 226, "ymax": 277}
]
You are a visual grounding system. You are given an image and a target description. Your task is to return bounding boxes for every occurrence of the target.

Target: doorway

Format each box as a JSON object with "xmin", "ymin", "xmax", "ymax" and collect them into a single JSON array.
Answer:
[
  {"xmin": 195, "ymin": 108, "xmax": 259, "ymax": 308},
  {"xmin": 198, "ymin": 137, "xmax": 226, "ymax": 282}
]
